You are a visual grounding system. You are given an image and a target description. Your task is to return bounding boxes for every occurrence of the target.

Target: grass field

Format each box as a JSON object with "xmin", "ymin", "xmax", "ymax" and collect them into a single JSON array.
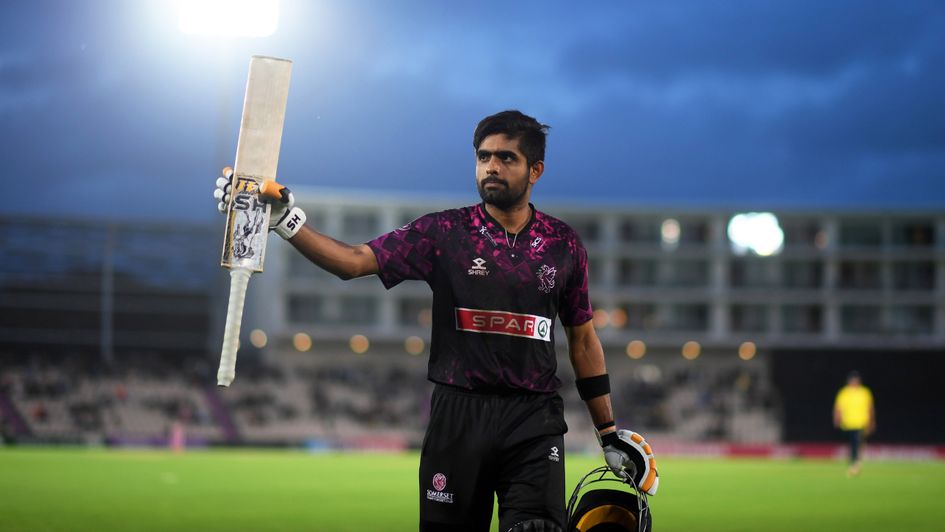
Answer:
[{"xmin": 2, "ymin": 447, "xmax": 944, "ymax": 531}]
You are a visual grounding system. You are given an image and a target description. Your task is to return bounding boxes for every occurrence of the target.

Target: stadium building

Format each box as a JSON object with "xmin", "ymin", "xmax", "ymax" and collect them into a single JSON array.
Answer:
[{"xmin": 2, "ymin": 192, "xmax": 944, "ymax": 455}]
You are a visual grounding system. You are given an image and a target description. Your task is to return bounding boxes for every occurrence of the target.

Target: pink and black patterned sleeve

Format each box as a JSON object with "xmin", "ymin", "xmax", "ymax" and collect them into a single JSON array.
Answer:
[
  {"xmin": 558, "ymin": 233, "xmax": 594, "ymax": 326},
  {"xmin": 366, "ymin": 213, "xmax": 438, "ymax": 289}
]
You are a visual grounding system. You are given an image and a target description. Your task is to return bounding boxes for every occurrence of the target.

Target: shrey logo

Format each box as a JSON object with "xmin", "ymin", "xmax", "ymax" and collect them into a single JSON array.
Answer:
[
  {"xmin": 468, "ymin": 257, "xmax": 489, "ymax": 276},
  {"xmin": 548, "ymin": 446, "xmax": 560, "ymax": 462},
  {"xmin": 536, "ymin": 265, "xmax": 556, "ymax": 294},
  {"xmin": 455, "ymin": 308, "xmax": 552, "ymax": 342},
  {"xmin": 432, "ymin": 473, "xmax": 447, "ymax": 492}
]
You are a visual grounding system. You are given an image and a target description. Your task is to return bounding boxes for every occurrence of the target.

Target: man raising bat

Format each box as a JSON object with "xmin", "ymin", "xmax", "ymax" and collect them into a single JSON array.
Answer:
[{"xmin": 214, "ymin": 110, "xmax": 658, "ymax": 532}]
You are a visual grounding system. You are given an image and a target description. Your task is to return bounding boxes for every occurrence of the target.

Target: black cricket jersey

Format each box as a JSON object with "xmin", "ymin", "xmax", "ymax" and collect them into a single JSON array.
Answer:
[{"xmin": 366, "ymin": 203, "xmax": 593, "ymax": 393}]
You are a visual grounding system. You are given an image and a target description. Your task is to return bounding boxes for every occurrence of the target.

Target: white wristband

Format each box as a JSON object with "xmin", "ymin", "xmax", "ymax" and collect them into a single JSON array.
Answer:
[{"xmin": 274, "ymin": 206, "xmax": 306, "ymax": 240}]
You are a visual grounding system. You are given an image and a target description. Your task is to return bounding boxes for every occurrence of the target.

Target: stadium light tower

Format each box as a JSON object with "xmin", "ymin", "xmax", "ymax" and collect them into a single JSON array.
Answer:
[
  {"xmin": 178, "ymin": 0, "xmax": 280, "ymax": 37},
  {"xmin": 727, "ymin": 212, "xmax": 785, "ymax": 257}
]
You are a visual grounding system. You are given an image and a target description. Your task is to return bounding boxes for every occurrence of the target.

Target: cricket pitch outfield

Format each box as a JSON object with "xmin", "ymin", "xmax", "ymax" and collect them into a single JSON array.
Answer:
[{"xmin": 1, "ymin": 447, "xmax": 943, "ymax": 531}]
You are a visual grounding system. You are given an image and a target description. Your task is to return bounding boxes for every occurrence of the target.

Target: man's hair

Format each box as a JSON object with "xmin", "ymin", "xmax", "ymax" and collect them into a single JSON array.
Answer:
[{"xmin": 473, "ymin": 110, "xmax": 550, "ymax": 168}]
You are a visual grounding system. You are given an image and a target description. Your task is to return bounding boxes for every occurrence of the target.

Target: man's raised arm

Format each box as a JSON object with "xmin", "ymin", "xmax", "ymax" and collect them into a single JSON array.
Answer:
[{"xmin": 286, "ymin": 226, "xmax": 378, "ymax": 280}]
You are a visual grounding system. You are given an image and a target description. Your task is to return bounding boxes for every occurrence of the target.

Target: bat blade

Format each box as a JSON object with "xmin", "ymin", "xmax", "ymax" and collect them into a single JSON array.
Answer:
[
  {"xmin": 217, "ymin": 55, "xmax": 293, "ymax": 387},
  {"xmin": 221, "ymin": 55, "xmax": 293, "ymax": 272}
]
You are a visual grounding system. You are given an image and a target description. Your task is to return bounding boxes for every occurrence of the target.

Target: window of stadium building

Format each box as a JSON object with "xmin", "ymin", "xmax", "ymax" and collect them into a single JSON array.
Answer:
[
  {"xmin": 892, "ymin": 261, "xmax": 936, "ymax": 291},
  {"xmin": 730, "ymin": 258, "xmax": 775, "ymax": 288},
  {"xmin": 619, "ymin": 218, "xmax": 661, "ymax": 244},
  {"xmin": 663, "ymin": 260, "xmax": 709, "ymax": 287},
  {"xmin": 890, "ymin": 219, "xmax": 936, "ymax": 248},
  {"xmin": 889, "ymin": 305, "xmax": 934, "ymax": 335},
  {"xmin": 339, "ymin": 296, "xmax": 378, "ymax": 325},
  {"xmin": 730, "ymin": 304, "xmax": 769, "ymax": 333},
  {"xmin": 838, "ymin": 261, "xmax": 883, "ymax": 290},
  {"xmin": 568, "ymin": 218, "xmax": 600, "ymax": 242},
  {"xmin": 398, "ymin": 298, "xmax": 431, "ymax": 327},
  {"xmin": 618, "ymin": 259, "xmax": 658, "ymax": 286},
  {"xmin": 288, "ymin": 296, "xmax": 377, "ymax": 325},
  {"xmin": 840, "ymin": 305, "xmax": 883, "ymax": 334},
  {"xmin": 781, "ymin": 304, "xmax": 822, "ymax": 334},
  {"xmin": 342, "ymin": 212, "xmax": 379, "ymax": 242},
  {"xmin": 623, "ymin": 303, "xmax": 660, "ymax": 331},
  {"xmin": 289, "ymin": 295, "xmax": 324, "ymax": 323},
  {"xmin": 779, "ymin": 218, "xmax": 823, "ymax": 249},
  {"xmin": 669, "ymin": 304, "xmax": 709, "ymax": 332},
  {"xmin": 781, "ymin": 260, "xmax": 823, "ymax": 289},
  {"xmin": 676, "ymin": 218, "xmax": 710, "ymax": 245},
  {"xmin": 839, "ymin": 220, "xmax": 883, "ymax": 247}
]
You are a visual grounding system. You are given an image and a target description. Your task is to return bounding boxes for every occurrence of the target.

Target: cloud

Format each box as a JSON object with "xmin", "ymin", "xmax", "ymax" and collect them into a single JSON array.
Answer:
[
  {"xmin": 1, "ymin": 0, "xmax": 943, "ymax": 221},
  {"xmin": 775, "ymin": 49, "xmax": 945, "ymax": 157},
  {"xmin": 560, "ymin": 1, "xmax": 941, "ymax": 81},
  {"xmin": 528, "ymin": 1, "xmax": 945, "ymax": 205}
]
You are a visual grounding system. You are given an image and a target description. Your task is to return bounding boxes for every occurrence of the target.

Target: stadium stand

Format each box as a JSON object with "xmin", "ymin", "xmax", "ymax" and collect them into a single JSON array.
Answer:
[
  {"xmin": 1, "ymin": 350, "xmax": 222, "ymax": 445},
  {"xmin": 1, "ymin": 346, "xmax": 782, "ymax": 451}
]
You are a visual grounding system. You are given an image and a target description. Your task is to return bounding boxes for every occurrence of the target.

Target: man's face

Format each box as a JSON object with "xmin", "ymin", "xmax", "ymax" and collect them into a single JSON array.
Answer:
[{"xmin": 475, "ymin": 134, "xmax": 541, "ymax": 210}]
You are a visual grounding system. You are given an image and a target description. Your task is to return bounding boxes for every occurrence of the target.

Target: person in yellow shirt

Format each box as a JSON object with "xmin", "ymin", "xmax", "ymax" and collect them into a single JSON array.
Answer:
[{"xmin": 833, "ymin": 371, "xmax": 876, "ymax": 476}]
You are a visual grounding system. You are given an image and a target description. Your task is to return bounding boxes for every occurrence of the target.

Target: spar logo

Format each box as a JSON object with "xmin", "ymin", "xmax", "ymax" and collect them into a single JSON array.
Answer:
[
  {"xmin": 427, "ymin": 473, "xmax": 454, "ymax": 504},
  {"xmin": 455, "ymin": 308, "xmax": 552, "ymax": 342}
]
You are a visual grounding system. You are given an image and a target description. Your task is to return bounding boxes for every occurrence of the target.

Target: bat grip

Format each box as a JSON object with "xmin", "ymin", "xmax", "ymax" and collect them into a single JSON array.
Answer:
[{"xmin": 217, "ymin": 267, "xmax": 252, "ymax": 387}]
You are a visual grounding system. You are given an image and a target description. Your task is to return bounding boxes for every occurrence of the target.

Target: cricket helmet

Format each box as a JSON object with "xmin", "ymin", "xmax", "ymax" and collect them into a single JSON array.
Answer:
[{"xmin": 567, "ymin": 466, "xmax": 652, "ymax": 532}]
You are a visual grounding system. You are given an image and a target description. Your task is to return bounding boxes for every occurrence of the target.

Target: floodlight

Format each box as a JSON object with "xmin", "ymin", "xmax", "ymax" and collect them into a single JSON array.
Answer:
[
  {"xmin": 661, "ymin": 218, "xmax": 681, "ymax": 248},
  {"xmin": 727, "ymin": 212, "xmax": 784, "ymax": 256},
  {"xmin": 178, "ymin": 0, "xmax": 280, "ymax": 37}
]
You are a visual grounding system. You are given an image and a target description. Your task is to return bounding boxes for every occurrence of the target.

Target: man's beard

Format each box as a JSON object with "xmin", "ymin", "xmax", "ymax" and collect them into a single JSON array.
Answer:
[{"xmin": 477, "ymin": 175, "xmax": 529, "ymax": 210}]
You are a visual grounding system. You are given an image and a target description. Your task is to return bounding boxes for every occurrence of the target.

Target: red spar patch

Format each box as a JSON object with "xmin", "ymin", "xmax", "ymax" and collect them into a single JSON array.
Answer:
[{"xmin": 455, "ymin": 308, "xmax": 552, "ymax": 342}]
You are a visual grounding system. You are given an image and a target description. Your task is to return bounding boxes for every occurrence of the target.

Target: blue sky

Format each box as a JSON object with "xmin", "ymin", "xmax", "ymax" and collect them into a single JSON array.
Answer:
[{"xmin": 1, "ymin": 0, "xmax": 943, "ymax": 222}]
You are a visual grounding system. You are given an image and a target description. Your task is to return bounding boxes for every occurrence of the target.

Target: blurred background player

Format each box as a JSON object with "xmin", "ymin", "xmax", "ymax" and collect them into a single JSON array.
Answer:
[
  {"xmin": 833, "ymin": 371, "xmax": 875, "ymax": 476},
  {"xmin": 214, "ymin": 110, "xmax": 658, "ymax": 532}
]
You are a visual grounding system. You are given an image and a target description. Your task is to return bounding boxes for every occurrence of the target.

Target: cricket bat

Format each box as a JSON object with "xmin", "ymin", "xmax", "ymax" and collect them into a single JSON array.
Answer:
[{"xmin": 217, "ymin": 55, "xmax": 292, "ymax": 387}]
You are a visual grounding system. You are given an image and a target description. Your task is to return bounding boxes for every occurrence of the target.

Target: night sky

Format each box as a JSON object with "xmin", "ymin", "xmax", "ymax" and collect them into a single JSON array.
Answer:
[{"xmin": 2, "ymin": 0, "xmax": 943, "ymax": 223}]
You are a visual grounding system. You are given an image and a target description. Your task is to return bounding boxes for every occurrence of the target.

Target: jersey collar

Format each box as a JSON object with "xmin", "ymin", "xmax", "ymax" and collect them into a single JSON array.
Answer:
[{"xmin": 478, "ymin": 202, "xmax": 537, "ymax": 237}]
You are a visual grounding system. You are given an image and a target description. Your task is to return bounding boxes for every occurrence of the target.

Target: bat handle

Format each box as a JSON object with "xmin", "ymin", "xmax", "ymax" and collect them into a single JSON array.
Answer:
[
  {"xmin": 217, "ymin": 267, "xmax": 252, "ymax": 387},
  {"xmin": 260, "ymin": 180, "xmax": 290, "ymax": 203}
]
